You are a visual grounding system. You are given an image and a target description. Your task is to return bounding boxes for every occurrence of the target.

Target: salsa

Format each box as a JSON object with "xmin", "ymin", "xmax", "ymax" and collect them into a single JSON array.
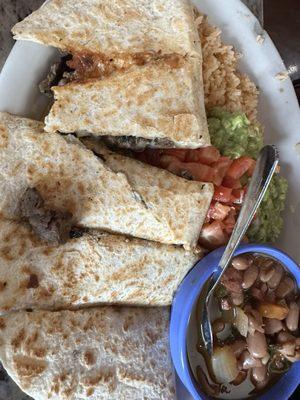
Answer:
[{"xmin": 134, "ymin": 108, "xmax": 287, "ymax": 249}]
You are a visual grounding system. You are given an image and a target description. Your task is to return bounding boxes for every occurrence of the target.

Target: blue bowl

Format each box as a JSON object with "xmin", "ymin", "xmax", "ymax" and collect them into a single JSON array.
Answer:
[{"xmin": 170, "ymin": 244, "xmax": 300, "ymax": 400}]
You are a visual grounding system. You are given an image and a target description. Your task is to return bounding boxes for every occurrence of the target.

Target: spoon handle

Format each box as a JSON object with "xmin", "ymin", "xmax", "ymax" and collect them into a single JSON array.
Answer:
[
  {"xmin": 202, "ymin": 145, "xmax": 279, "ymax": 355},
  {"xmin": 218, "ymin": 145, "xmax": 278, "ymax": 279}
]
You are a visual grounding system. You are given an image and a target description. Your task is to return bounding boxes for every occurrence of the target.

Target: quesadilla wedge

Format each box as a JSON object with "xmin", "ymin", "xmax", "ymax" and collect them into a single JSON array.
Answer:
[
  {"xmin": 12, "ymin": 0, "xmax": 200, "ymax": 61},
  {"xmin": 45, "ymin": 58, "xmax": 209, "ymax": 149},
  {"xmin": 0, "ymin": 112, "xmax": 213, "ymax": 248},
  {"xmin": 0, "ymin": 217, "xmax": 201, "ymax": 311},
  {"xmin": 12, "ymin": 0, "xmax": 209, "ymax": 148},
  {"xmin": 0, "ymin": 307, "xmax": 175, "ymax": 399}
]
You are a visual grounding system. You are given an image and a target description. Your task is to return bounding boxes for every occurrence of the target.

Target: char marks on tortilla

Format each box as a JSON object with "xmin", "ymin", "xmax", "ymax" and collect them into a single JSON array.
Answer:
[
  {"xmin": 0, "ymin": 112, "xmax": 213, "ymax": 249},
  {"xmin": 12, "ymin": 0, "xmax": 209, "ymax": 148},
  {"xmin": 12, "ymin": 0, "xmax": 201, "ymax": 58},
  {"xmin": 45, "ymin": 58, "xmax": 210, "ymax": 148},
  {"xmin": 0, "ymin": 217, "xmax": 201, "ymax": 311},
  {"xmin": 0, "ymin": 307, "xmax": 176, "ymax": 399}
]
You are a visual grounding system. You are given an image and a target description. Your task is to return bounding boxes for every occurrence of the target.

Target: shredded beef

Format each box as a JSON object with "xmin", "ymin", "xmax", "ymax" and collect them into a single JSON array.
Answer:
[
  {"xmin": 39, "ymin": 54, "xmax": 74, "ymax": 96},
  {"xmin": 20, "ymin": 188, "xmax": 73, "ymax": 245},
  {"xmin": 102, "ymin": 135, "xmax": 174, "ymax": 151}
]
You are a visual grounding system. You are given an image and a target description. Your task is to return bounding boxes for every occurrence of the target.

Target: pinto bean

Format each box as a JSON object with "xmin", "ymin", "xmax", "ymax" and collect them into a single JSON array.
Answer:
[
  {"xmin": 267, "ymin": 264, "xmax": 283, "ymax": 289},
  {"xmin": 264, "ymin": 318, "xmax": 283, "ymax": 335},
  {"xmin": 247, "ymin": 331, "xmax": 268, "ymax": 358},
  {"xmin": 221, "ymin": 267, "xmax": 243, "ymax": 293},
  {"xmin": 231, "ymin": 292, "xmax": 244, "ymax": 306},
  {"xmin": 242, "ymin": 264, "xmax": 258, "ymax": 289},
  {"xmin": 239, "ymin": 350, "xmax": 263, "ymax": 369},
  {"xmin": 212, "ymin": 319, "xmax": 225, "ymax": 334},
  {"xmin": 276, "ymin": 276, "xmax": 295, "ymax": 298},
  {"xmin": 277, "ymin": 330, "xmax": 296, "ymax": 344},
  {"xmin": 259, "ymin": 266, "xmax": 275, "ymax": 283},
  {"xmin": 286, "ymin": 302, "xmax": 300, "ymax": 332},
  {"xmin": 265, "ymin": 290, "xmax": 276, "ymax": 303},
  {"xmin": 252, "ymin": 365, "xmax": 267, "ymax": 383},
  {"xmin": 250, "ymin": 287, "xmax": 264, "ymax": 301},
  {"xmin": 231, "ymin": 340, "xmax": 247, "ymax": 357},
  {"xmin": 247, "ymin": 309, "xmax": 264, "ymax": 334},
  {"xmin": 232, "ymin": 256, "xmax": 251, "ymax": 271},
  {"xmin": 231, "ymin": 370, "xmax": 247, "ymax": 386}
]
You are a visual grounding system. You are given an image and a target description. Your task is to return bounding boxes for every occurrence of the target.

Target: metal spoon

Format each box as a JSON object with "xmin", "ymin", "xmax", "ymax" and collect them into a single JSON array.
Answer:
[{"xmin": 201, "ymin": 145, "xmax": 279, "ymax": 355}]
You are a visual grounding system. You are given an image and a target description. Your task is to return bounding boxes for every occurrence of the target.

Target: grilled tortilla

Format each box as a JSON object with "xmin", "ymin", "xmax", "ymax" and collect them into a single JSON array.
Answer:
[
  {"xmin": 12, "ymin": 0, "xmax": 200, "ymax": 59},
  {"xmin": 0, "ymin": 112, "xmax": 213, "ymax": 249},
  {"xmin": 12, "ymin": 0, "xmax": 209, "ymax": 148},
  {"xmin": 0, "ymin": 217, "xmax": 201, "ymax": 311},
  {"xmin": 45, "ymin": 58, "xmax": 209, "ymax": 148},
  {"xmin": 0, "ymin": 307, "xmax": 175, "ymax": 399}
]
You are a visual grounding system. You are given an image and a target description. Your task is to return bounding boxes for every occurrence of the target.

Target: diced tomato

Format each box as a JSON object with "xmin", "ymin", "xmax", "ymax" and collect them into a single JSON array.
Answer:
[
  {"xmin": 159, "ymin": 154, "xmax": 179, "ymax": 169},
  {"xmin": 162, "ymin": 149, "xmax": 187, "ymax": 162},
  {"xmin": 179, "ymin": 162, "xmax": 219, "ymax": 183},
  {"xmin": 222, "ymin": 176, "xmax": 242, "ymax": 189},
  {"xmin": 213, "ymin": 186, "xmax": 233, "ymax": 203},
  {"xmin": 208, "ymin": 202, "xmax": 231, "ymax": 221},
  {"xmin": 246, "ymin": 159, "xmax": 256, "ymax": 176},
  {"xmin": 212, "ymin": 156, "xmax": 232, "ymax": 182},
  {"xmin": 226, "ymin": 156, "xmax": 255, "ymax": 180},
  {"xmin": 185, "ymin": 146, "xmax": 220, "ymax": 165},
  {"xmin": 164, "ymin": 160, "xmax": 188, "ymax": 177},
  {"xmin": 231, "ymin": 188, "xmax": 245, "ymax": 204},
  {"xmin": 199, "ymin": 221, "xmax": 229, "ymax": 250},
  {"xmin": 223, "ymin": 209, "xmax": 237, "ymax": 234}
]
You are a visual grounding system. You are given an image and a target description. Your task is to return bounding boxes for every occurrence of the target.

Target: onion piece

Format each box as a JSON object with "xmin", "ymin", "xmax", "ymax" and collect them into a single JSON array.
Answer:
[
  {"xmin": 212, "ymin": 346, "xmax": 239, "ymax": 383},
  {"xmin": 234, "ymin": 307, "xmax": 248, "ymax": 337}
]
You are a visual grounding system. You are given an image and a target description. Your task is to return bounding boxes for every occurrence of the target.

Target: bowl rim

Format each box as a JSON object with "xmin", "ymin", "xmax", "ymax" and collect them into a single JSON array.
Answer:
[{"xmin": 170, "ymin": 243, "xmax": 300, "ymax": 400}]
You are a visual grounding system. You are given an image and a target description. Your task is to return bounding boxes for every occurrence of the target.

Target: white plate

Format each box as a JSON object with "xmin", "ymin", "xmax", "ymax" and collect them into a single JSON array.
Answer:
[{"xmin": 0, "ymin": 1, "xmax": 299, "ymax": 399}]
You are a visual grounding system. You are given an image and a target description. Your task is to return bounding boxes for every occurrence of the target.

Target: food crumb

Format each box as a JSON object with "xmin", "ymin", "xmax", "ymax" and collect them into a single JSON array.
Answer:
[
  {"xmin": 256, "ymin": 34, "xmax": 265, "ymax": 45},
  {"xmin": 288, "ymin": 64, "xmax": 298, "ymax": 74},
  {"xmin": 275, "ymin": 71, "xmax": 289, "ymax": 81}
]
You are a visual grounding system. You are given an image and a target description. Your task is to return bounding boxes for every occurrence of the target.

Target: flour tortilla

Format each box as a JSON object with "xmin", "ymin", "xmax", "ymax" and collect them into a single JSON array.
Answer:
[
  {"xmin": 12, "ymin": 0, "xmax": 200, "ymax": 58},
  {"xmin": 0, "ymin": 217, "xmax": 201, "ymax": 311},
  {"xmin": 0, "ymin": 112, "xmax": 213, "ymax": 248},
  {"xmin": 45, "ymin": 58, "xmax": 209, "ymax": 148},
  {"xmin": 12, "ymin": 0, "xmax": 209, "ymax": 148},
  {"xmin": 82, "ymin": 139, "xmax": 213, "ymax": 247},
  {"xmin": 0, "ymin": 306, "xmax": 175, "ymax": 399}
]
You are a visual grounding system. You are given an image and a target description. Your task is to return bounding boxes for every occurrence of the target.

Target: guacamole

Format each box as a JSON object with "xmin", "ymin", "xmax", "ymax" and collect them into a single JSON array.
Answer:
[
  {"xmin": 208, "ymin": 108, "xmax": 263, "ymax": 159},
  {"xmin": 208, "ymin": 107, "xmax": 288, "ymax": 243}
]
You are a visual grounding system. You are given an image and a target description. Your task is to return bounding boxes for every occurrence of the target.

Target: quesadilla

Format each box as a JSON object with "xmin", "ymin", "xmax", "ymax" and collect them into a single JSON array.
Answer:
[
  {"xmin": 12, "ymin": 0, "xmax": 209, "ymax": 148},
  {"xmin": 0, "ymin": 112, "xmax": 213, "ymax": 248},
  {"xmin": 45, "ymin": 58, "xmax": 209, "ymax": 149},
  {"xmin": 0, "ymin": 307, "xmax": 175, "ymax": 399},
  {"xmin": 0, "ymin": 217, "xmax": 201, "ymax": 311}
]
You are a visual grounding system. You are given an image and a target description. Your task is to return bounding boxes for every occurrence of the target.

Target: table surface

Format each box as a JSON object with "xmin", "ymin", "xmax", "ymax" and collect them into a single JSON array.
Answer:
[{"xmin": 0, "ymin": 1, "xmax": 298, "ymax": 399}]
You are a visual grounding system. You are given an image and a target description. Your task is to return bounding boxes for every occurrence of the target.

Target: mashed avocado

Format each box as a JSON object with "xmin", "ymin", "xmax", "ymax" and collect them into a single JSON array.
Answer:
[
  {"xmin": 208, "ymin": 108, "xmax": 263, "ymax": 159},
  {"xmin": 208, "ymin": 107, "xmax": 288, "ymax": 243},
  {"xmin": 247, "ymin": 175, "xmax": 288, "ymax": 242}
]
